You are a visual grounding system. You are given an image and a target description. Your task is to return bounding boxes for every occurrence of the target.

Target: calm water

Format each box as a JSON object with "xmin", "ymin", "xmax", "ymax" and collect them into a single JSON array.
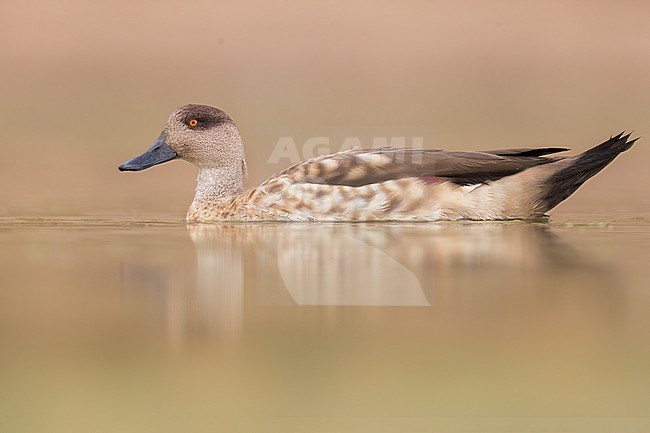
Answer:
[{"xmin": 1, "ymin": 216, "xmax": 650, "ymax": 432}]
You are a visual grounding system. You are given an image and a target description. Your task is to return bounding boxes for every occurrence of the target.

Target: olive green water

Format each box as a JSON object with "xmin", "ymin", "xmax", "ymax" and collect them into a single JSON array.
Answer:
[{"xmin": 2, "ymin": 215, "xmax": 649, "ymax": 433}]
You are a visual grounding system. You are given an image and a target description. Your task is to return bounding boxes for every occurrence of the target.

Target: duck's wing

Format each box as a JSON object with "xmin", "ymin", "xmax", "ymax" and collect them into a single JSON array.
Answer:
[
  {"xmin": 483, "ymin": 147, "xmax": 569, "ymax": 157},
  {"xmin": 278, "ymin": 147, "xmax": 571, "ymax": 187}
]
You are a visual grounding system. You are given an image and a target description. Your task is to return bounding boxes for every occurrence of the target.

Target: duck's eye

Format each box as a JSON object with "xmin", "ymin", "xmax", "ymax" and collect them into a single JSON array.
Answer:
[{"xmin": 188, "ymin": 119, "xmax": 199, "ymax": 127}]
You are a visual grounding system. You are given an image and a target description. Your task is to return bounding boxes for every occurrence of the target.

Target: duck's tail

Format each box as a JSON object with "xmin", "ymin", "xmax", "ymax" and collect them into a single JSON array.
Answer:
[{"xmin": 535, "ymin": 132, "xmax": 637, "ymax": 213}]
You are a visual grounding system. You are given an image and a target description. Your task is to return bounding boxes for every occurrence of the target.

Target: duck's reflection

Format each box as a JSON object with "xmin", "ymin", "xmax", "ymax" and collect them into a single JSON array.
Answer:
[
  {"xmin": 192, "ymin": 226, "xmax": 244, "ymax": 342},
  {"xmin": 122, "ymin": 223, "xmax": 614, "ymax": 344}
]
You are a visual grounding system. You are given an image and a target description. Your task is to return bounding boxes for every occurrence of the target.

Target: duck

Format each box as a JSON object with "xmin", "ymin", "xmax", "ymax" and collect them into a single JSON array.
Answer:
[{"xmin": 119, "ymin": 104, "xmax": 636, "ymax": 222}]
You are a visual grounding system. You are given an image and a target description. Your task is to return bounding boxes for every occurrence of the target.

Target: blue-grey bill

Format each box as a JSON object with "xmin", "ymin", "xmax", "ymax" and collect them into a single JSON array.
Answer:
[{"xmin": 118, "ymin": 133, "xmax": 178, "ymax": 172}]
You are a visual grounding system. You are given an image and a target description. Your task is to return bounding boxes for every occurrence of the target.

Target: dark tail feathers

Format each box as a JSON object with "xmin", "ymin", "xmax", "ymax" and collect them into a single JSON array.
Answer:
[{"xmin": 539, "ymin": 132, "xmax": 637, "ymax": 211}]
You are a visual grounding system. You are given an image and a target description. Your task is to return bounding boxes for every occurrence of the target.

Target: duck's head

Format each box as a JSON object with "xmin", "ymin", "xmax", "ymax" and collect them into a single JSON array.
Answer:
[{"xmin": 119, "ymin": 104, "xmax": 244, "ymax": 172}]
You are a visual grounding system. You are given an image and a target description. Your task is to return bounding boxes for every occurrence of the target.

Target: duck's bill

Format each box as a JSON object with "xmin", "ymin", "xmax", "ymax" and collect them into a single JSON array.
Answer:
[{"xmin": 118, "ymin": 134, "xmax": 178, "ymax": 172}]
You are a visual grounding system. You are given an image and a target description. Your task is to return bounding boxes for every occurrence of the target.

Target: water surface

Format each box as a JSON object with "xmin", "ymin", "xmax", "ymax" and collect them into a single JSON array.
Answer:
[{"xmin": 1, "ymin": 216, "xmax": 649, "ymax": 432}]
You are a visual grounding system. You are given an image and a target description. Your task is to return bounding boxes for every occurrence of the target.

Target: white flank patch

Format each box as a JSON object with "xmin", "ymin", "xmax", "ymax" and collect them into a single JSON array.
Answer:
[
  {"xmin": 460, "ymin": 183, "xmax": 482, "ymax": 193},
  {"xmin": 358, "ymin": 153, "xmax": 389, "ymax": 166},
  {"xmin": 320, "ymin": 158, "xmax": 339, "ymax": 170},
  {"xmin": 367, "ymin": 186, "xmax": 388, "ymax": 212}
]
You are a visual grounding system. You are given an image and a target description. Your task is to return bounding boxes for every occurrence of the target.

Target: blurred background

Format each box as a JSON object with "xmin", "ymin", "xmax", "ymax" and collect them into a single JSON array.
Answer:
[
  {"xmin": 2, "ymin": 2, "xmax": 650, "ymax": 433},
  {"xmin": 0, "ymin": 0, "xmax": 648, "ymax": 218}
]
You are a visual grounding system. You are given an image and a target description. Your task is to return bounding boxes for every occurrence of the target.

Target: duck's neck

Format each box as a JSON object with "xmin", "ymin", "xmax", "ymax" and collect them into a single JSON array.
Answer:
[{"xmin": 192, "ymin": 162, "xmax": 246, "ymax": 205}]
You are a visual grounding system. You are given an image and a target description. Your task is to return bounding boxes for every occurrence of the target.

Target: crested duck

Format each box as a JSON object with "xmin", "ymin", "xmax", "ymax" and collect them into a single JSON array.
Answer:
[{"xmin": 119, "ymin": 104, "xmax": 636, "ymax": 222}]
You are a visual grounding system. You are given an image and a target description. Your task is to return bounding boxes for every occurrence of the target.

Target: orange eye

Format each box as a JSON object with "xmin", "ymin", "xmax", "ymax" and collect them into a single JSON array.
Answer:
[{"xmin": 188, "ymin": 119, "xmax": 198, "ymax": 127}]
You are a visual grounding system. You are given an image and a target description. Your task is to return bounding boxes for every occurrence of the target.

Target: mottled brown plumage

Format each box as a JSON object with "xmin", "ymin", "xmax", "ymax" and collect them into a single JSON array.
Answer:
[{"xmin": 119, "ymin": 104, "xmax": 636, "ymax": 222}]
